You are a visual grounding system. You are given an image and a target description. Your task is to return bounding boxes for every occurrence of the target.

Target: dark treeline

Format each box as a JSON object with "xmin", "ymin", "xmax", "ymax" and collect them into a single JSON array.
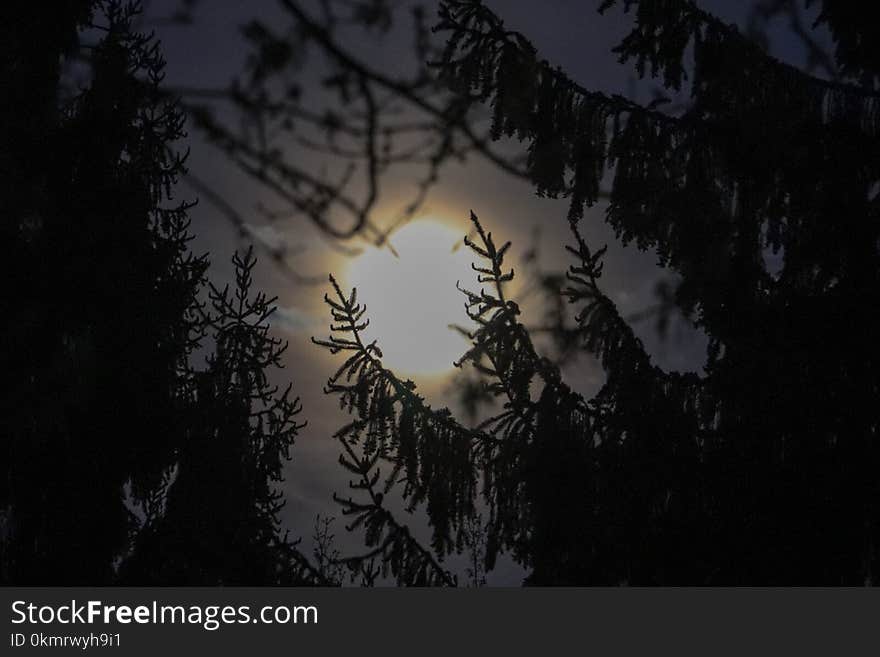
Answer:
[
  {"xmin": 3, "ymin": 0, "xmax": 880, "ymax": 585},
  {"xmin": 1, "ymin": 1, "xmax": 324, "ymax": 585}
]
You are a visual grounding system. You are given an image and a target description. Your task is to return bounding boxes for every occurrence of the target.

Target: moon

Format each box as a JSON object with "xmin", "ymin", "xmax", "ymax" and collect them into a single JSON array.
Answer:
[{"xmin": 344, "ymin": 218, "xmax": 474, "ymax": 377}]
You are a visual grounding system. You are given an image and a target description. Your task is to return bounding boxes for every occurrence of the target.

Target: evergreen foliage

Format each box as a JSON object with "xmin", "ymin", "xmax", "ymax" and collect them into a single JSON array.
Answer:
[
  {"xmin": 120, "ymin": 248, "xmax": 319, "ymax": 585},
  {"xmin": 1, "ymin": 1, "xmax": 323, "ymax": 585},
  {"xmin": 314, "ymin": 0, "xmax": 880, "ymax": 584},
  {"xmin": 6, "ymin": 0, "xmax": 880, "ymax": 586}
]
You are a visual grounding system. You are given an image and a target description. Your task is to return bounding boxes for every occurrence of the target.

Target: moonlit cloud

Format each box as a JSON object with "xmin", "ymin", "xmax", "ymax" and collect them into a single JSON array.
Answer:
[{"xmin": 272, "ymin": 305, "xmax": 320, "ymax": 334}]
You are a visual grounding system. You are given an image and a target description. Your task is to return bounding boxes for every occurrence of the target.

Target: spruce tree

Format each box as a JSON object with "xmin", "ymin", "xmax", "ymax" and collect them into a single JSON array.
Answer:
[
  {"xmin": 1, "ymin": 1, "xmax": 321, "ymax": 585},
  {"xmin": 2, "ymin": 0, "xmax": 206, "ymax": 583}
]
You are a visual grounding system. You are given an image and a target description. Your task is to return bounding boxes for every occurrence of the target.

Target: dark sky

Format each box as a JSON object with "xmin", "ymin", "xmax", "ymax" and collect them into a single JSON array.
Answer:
[{"xmin": 142, "ymin": 0, "xmax": 828, "ymax": 584}]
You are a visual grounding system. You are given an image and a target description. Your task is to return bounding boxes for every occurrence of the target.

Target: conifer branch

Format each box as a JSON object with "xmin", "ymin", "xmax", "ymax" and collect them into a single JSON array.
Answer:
[{"xmin": 313, "ymin": 275, "xmax": 494, "ymax": 579}]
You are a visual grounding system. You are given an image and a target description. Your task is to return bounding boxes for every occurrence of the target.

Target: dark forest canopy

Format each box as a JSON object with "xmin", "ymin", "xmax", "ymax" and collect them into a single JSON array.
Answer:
[
  {"xmin": 312, "ymin": 0, "xmax": 880, "ymax": 584},
  {"xmin": 2, "ymin": 0, "xmax": 880, "ymax": 585}
]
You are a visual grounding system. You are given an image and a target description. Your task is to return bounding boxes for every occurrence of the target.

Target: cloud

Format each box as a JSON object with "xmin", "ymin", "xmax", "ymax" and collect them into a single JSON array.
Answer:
[
  {"xmin": 272, "ymin": 305, "xmax": 320, "ymax": 334},
  {"xmin": 243, "ymin": 223, "xmax": 286, "ymax": 251}
]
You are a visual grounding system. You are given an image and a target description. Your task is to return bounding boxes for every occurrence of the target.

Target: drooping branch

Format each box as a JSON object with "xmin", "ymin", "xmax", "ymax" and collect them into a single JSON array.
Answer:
[
  {"xmin": 434, "ymin": 0, "xmax": 880, "ymax": 348},
  {"xmin": 312, "ymin": 275, "xmax": 490, "ymax": 574},
  {"xmin": 333, "ymin": 438, "xmax": 458, "ymax": 586}
]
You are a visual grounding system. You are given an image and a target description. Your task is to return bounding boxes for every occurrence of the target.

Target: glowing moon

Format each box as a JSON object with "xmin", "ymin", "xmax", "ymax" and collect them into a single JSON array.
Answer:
[{"xmin": 344, "ymin": 219, "xmax": 474, "ymax": 377}]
